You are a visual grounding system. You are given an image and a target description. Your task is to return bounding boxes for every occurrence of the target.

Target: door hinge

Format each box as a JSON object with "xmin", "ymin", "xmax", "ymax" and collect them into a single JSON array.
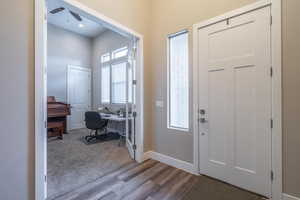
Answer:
[
  {"xmin": 133, "ymin": 144, "xmax": 137, "ymax": 150},
  {"xmin": 270, "ymin": 119, "xmax": 273, "ymax": 129},
  {"xmin": 271, "ymin": 171, "xmax": 274, "ymax": 181},
  {"xmin": 270, "ymin": 67, "xmax": 273, "ymax": 77},
  {"xmin": 45, "ymin": 121, "xmax": 47, "ymax": 128},
  {"xmin": 44, "ymin": 175, "xmax": 47, "ymax": 182},
  {"xmin": 132, "ymin": 80, "xmax": 137, "ymax": 85},
  {"xmin": 270, "ymin": 15, "xmax": 273, "ymax": 25},
  {"xmin": 133, "ymin": 111, "xmax": 137, "ymax": 118}
]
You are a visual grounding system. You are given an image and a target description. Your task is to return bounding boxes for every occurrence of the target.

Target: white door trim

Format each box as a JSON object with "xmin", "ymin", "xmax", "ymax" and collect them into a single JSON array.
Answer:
[
  {"xmin": 67, "ymin": 65, "xmax": 92, "ymax": 131},
  {"xmin": 35, "ymin": 0, "xmax": 47, "ymax": 199},
  {"xmin": 35, "ymin": 0, "xmax": 145, "ymax": 199},
  {"xmin": 192, "ymin": 0, "xmax": 282, "ymax": 199}
]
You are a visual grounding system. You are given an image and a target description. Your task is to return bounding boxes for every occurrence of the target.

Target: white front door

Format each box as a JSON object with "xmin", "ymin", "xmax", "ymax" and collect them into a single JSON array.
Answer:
[
  {"xmin": 67, "ymin": 65, "xmax": 91, "ymax": 130},
  {"xmin": 198, "ymin": 6, "xmax": 271, "ymax": 197}
]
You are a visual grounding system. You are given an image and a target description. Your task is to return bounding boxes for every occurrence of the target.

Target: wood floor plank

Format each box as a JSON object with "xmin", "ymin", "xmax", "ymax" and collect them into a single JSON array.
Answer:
[
  {"xmin": 152, "ymin": 167, "xmax": 181, "ymax": 186},
  {"xmin": 175, "ymin": 176, "xmax": 199, "ymax": 200},
  {"xmin": 122, "ymin": 180, "xmax": 160, "ymax": 200},
  {"xmin": 117, "ymin": 159, "xmax": 157, "ymax": 181},
  {"xmin": 162, "ymin": 173, "xmax": 193, "ymax": 200},
  {"xmin": 115, "ymin": 162, "xmax": 169, "ymax": 198},
  {"xmin": 98, "ymin": 191, "xmax": 118, "ymax": 200},
  {"xmin": 149, "ymin": 171, "xmax": 192, "ymax": 200}
]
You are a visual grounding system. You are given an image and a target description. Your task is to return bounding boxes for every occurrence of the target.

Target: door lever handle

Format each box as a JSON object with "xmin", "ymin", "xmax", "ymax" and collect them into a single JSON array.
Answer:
[{"xmin": 199, "ymin": 118, "xmax": 207, "ymax": 123}]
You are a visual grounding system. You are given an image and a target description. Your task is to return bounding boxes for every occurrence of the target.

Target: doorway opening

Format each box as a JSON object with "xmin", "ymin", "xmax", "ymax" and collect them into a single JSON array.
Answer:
[{"xmin": 35, "ymin": 0, "xmax": 144, "ymax": 199}]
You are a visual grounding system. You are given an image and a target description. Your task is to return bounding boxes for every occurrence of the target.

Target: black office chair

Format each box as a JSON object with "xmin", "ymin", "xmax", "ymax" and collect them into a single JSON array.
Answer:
[{"xmin": 84, "ymin": 111, "xmax": 109, "ymax": 143}]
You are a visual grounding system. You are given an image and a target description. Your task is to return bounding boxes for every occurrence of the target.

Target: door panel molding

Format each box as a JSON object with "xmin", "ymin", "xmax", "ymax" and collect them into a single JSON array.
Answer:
[{"xmin": 67, "ymin": 65, "xmax": 92, "ymax": 131}]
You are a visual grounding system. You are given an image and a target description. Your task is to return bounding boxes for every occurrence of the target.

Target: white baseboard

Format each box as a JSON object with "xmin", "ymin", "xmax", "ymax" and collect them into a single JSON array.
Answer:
[
  {"xmin": 283, "ymin": 194, "xmax": 300, "ymax": 200},
  {"xmin": 142, "ymin": 151, "xmax": 152, "ymax": 161},
  {"xmin": 143, "ymin": 151, "xmax": 198, "ymax": 175}
]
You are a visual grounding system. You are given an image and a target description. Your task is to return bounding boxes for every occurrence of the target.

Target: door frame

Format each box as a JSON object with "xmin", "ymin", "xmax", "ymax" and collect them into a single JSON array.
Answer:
[
  {"xmin": 35, "ymin": 0, "xmax": 145, "ymax": 199},
  {"xmin": 192, "ymin": 0, "xmax": 282, "ymax": 199},
  {"xmin": 67, "ymin": 65, "xmax": 92, "ymax": 131}
]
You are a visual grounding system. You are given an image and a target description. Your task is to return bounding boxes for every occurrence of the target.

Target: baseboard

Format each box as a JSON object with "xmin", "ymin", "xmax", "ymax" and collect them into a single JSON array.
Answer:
[
  {"xmin": 143, "ymin": 151, "xmax": 198, "ymax": 175},
  {"xmin": 142, "ymin": 151, "xmax": 153, "ymax": 161},
  {"xmin": 283, "ymin": 194, "xmax": 300, "ymax": 200}
]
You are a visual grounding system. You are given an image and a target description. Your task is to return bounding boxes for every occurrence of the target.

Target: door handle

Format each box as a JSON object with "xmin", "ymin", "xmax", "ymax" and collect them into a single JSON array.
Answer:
[
  {"xmin": 199, "ymin": 109, "xmax": 206, "ymax": 115},
  {"xmin": 199, "ymin": 118, "xmax": 207, "ymax": 123}
]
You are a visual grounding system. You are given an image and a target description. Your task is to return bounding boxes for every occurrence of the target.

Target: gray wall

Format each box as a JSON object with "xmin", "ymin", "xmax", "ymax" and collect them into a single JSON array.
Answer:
[
  {"xmin": 92, "ymin": 30, "xmax": 131, "ymax": 111},
  {"xmin": 47, "ymin": 24, "xmax": 92, "ymax": 102},
  {"xmin": 0, "ymin": 0, "xmax": 34, "ymax": 199}
]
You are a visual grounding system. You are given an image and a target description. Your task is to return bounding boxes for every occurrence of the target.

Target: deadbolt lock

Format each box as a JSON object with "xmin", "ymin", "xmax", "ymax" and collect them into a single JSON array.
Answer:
[{"xmin": 199, "ymin": 109, "xmax": 206, "ymax": 115}]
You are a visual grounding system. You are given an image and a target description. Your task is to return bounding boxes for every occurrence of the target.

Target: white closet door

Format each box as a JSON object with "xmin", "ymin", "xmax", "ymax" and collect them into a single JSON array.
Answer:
[
  {"xmin": 67, "ymin": 65, "xmax": 92, "ymax": 130},
  {"xmin": 198, "ymin": 6, "xmax": 271, "ymax": 197}
]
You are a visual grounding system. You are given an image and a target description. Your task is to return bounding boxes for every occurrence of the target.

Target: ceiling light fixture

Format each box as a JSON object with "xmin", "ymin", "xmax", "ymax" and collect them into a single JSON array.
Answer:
[{"xmin": 78, "ymin": 23, "xmax": 84, "ymax": 28}]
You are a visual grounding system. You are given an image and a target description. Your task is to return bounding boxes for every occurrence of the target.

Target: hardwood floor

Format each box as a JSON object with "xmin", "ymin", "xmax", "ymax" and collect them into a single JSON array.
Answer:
[
  {"xmin": 49, "ymin": 159, "xmax": 197, "ymax": 200},
  {"xmin": 49, "ymin": 159, "xmax": 266, "ymax": 200}
]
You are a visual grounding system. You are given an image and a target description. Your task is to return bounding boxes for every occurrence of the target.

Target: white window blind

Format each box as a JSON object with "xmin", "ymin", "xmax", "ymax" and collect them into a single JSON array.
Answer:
[
  {"xmin": 128, "ymin": 66, "xmax": 132, "ymax": 103},
  {"xmin": 111, "ymin": 62, "xmax": 127, "ymax": 104},
  {"xmin": 168, "ymin": 31, "xmax": 189, "ymax": 130},
  {"xmin": 101, "ymin": 65, "xmax": 110, "ymax": 103}
]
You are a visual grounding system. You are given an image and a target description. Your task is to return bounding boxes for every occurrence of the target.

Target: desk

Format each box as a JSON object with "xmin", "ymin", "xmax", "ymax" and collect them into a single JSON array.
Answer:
[
  {"xmin": 100, "ymin": 114, "xmax": 127, "ymax": 122},
  {"xmin": 100, "ymin": 113, "xmax": 129, "ymax": 145}
]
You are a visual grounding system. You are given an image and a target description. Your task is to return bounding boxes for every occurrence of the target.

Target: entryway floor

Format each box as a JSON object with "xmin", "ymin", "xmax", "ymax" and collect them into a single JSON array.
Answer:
[{"xmin": 48, "ymin": 159, "xmax": 267, "ymax": 200}]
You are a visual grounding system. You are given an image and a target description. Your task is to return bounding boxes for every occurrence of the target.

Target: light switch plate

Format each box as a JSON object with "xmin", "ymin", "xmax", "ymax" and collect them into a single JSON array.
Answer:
[{"xmin": 155, "ymin": 100, "xmax": 164, "ymax": 108}]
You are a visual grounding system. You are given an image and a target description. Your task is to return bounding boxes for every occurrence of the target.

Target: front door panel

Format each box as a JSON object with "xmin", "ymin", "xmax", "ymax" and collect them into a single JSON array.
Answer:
[{"xmin": 198, "ymin": 6, "xmax": 271, "ymax": 197}]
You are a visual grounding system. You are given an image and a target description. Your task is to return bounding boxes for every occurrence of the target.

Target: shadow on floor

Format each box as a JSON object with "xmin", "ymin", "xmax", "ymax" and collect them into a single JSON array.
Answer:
[{"xmin": 182, "ymin": 175, "xmax": 267, "ymax": 200}]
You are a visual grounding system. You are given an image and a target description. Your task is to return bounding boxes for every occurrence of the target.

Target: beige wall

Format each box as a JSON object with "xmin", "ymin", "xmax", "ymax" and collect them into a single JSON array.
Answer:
[
  {"xmin": 1, "ymin": 0, "xmax": 300, "ymax": 199},
  {"xmin": 149, "ymin": 0, "xmax": 258, "ymax": 163},
  {"xmin": 282, "ymin": 0, "xmax": 300, "ymax": 197},
  {"xmin": 0, "ymin": 0, "xmax": 35, "ymax": 200}
]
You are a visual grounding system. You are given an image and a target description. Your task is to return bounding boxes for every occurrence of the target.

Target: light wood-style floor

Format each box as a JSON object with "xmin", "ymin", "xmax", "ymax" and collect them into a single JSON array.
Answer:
[
  {"xmin": 50, "ymin": 159, "xmax": 198, "ymax": 200},
  {"xmin": 50, "ymin": 158, "xmax": 267, "ymax": 200}
]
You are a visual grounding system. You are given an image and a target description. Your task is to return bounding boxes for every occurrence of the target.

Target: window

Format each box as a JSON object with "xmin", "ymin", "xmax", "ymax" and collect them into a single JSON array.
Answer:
[
  {"xmin": 168, "ymin": 31, "xmax": 189, "ymax": 130},
  {"xmin": 112, "ymin": 47, "xmax": 128, "ymax": 59},
  {"xmin": 111, "ymin": 62, "xmax": 127, "ymax": 104},
  {"xmin": 101, "ymin": 65, "xmax": 110, "ymax": 103},
  {"xmin": 100, "ymin": 46, "xmax": 132, "ymax": 104},
  {"xmin": 101, "ymin": 53, "xmax": 110, "ymax": 63}
]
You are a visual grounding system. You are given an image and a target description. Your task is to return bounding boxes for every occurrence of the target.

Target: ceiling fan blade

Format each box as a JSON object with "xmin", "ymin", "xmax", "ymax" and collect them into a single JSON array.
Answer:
[
  {"xmin": 50, "ymin": 7, "xmax": 65, "ymax": 14},
  {"xmin": 69, "ymin": 11, "xmax": 82, "ymax": 21}
]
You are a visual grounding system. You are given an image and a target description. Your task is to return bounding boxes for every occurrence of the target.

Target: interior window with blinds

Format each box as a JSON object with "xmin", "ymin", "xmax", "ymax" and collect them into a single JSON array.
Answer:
[
  {"xmin": 100, "ymin": 46, "xmax": 130, "ymax": 105},
  {"xmin": 168, "ymin": 31, "xmax": 189, "ymax": 130},
  {"xmin": 101, "ymin": 65, "xmax": 110, "ymax": 103},
  {"xmin": 111, "ymin": 62, "xmax": 127, "ymax": 104}
]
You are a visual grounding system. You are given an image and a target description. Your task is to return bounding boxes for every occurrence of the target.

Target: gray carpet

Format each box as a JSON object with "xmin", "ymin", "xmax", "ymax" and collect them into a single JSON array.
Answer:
[{"xmin": 47, "ymin": 128, "xmax": 132, "ymax": 199}]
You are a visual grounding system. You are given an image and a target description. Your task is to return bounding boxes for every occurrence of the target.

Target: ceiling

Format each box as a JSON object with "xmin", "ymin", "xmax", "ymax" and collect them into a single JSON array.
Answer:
[{"xmin": 47, "ymin": 0, "xmax": 107, "ymax": 38}]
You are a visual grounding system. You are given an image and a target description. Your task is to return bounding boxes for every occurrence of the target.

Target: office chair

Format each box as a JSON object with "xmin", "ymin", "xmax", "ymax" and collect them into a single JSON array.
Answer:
[{"xmin": 84, "ymin": 111, "xmax": 109, "ymax": 143}]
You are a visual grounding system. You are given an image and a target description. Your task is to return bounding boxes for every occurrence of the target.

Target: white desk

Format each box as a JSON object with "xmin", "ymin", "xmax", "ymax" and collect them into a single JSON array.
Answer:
[
  {"xmin": 99, "ymin": 114, "xmax": 128, "ymax": 146},
  {"xmin": 100, "ymin": 113, "xmax": 127, "ymax": 122}
]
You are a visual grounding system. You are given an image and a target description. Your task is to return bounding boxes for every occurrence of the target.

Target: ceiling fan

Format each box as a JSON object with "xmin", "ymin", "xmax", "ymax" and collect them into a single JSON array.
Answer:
[{"xmin": 50, "ymin": 7, "xmax": 82, "ymax": 22}]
